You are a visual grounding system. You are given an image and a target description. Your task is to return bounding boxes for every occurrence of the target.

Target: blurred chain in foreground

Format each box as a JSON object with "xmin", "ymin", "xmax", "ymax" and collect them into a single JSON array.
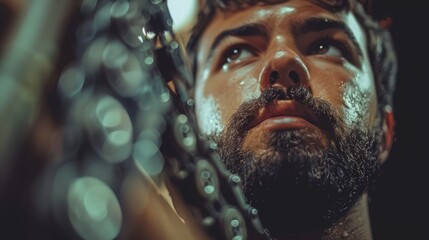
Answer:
[{"xmin": 0, "ymin": 0, "xmax": 270, "ymax": 239}]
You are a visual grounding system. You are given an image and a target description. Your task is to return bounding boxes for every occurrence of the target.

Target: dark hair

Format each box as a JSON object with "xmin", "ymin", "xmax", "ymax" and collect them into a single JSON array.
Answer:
[{"xmin": 186, "ymin": 0, "xmax": 397, "ymax": 113}]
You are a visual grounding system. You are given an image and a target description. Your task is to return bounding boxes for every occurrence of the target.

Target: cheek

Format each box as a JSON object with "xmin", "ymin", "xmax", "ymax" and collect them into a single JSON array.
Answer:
[
  {"xmin": 309, "ymin": 61, "xmax": 377, "ymax": 126},
  {"xmin": 196, "ymin": 66, "xmax": 260, "ymax": 136},
  {"xmin": 342, "ymin": 63, "xmax": 377, "ymax": 126},
  {"xmin": 238, "ymin": 76, "xmax": 260, "ymax": 102},
  {"xmin": 195, "ymin": 72, "xmax": 225, "ymax": 136},
  {"xmin": 308, "ymin": 63, "xmax": 349, "ymax": 106},
  {"xmin": 195, "ymin": 95, "xmax": 223, "ymax": 136}
]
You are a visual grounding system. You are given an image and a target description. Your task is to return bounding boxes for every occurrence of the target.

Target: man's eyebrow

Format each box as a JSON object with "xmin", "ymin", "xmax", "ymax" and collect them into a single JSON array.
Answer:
[
  {"xmin": 294, "ymin": 17, "xmax": 363, "ymax": 56},
  {"xmin": 207, "ymin": 23, "xmax": 268, "ymax": 58}
]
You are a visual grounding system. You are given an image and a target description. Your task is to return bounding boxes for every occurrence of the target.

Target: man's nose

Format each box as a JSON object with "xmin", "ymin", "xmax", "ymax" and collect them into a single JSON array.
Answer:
[{"xmin": 259, "ymin": 49, "xmax": 310, "ymax": 91}]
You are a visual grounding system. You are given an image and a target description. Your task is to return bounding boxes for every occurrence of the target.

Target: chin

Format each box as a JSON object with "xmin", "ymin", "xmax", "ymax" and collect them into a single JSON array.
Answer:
[
  {"xmin": 216, "ymin": 86, "xmax": 384, "ymax": 235},
  {"xmin": 242, "ymin": 127, "xmax": 328, "ymax": 163},
  {"xmin": 218, "ymin": 126, "xmax": 383, "ymax": 236}
]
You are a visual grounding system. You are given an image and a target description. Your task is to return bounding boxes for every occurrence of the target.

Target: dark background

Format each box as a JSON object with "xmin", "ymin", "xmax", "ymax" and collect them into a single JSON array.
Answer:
[
  {"xmin": 369, "ymin": 1, "xmax": 427, "ymax": 239},
  {"xmin": 0, "ymin": 1, "xmax": 426, "ymax": 239}
]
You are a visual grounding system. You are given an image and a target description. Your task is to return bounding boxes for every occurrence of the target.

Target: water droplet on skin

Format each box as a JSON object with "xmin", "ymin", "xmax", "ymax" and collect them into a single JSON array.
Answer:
[
  {"xmin": 198, "ymin": 96, "xmax": 223, "ymax": 136},
  {"xmin": 239, "ymin": 81, "xmax": 245, "ymax": 86}
]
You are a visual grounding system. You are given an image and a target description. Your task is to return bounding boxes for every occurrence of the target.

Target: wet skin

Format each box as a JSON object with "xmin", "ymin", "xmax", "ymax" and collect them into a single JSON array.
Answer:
[
  {"xmin": 191, "ymin": 1, "xmax": 397, "ymax": 238},
  {"xmin": 194, "ymin": 0, "xmax": 379, "ymax": 154}
]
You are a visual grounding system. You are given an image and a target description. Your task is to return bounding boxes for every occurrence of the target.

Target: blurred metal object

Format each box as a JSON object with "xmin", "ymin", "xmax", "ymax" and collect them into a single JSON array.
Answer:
[
  {"xmin": 50, "ymin": 1, "xmax": 186, "ymax": 239},
  {"xmin": 0, "ymin": 0, "xmax": 76, "ymax": 191},
  {"xmin": 0, "ymin": 0, "xmax": 271, "ymax": 239},
  {"xmin": 151, "ymin": 2, "xmax": 269, "ymax": 238}
]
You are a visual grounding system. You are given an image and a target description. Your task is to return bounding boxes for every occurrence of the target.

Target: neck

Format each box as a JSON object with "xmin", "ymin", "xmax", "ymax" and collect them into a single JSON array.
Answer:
[{"xmin": 274, "ymin": 194, "xmax": 373, "ymax": 240}]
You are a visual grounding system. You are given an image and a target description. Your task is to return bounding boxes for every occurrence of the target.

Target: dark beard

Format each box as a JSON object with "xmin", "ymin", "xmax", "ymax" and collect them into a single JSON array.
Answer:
[{"xmin": 216, "ymin": 86, "xmax": 383, "ymax": 235}]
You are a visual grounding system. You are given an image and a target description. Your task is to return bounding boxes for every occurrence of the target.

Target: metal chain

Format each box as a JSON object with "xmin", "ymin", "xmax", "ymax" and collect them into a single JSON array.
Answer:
[{"xmin": 49, "ymin": 0, "xmax": 271, "ymax": 239}]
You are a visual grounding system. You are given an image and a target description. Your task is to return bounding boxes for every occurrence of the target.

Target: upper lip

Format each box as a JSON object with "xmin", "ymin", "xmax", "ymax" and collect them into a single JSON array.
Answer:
[{"xmin": 247, "ymin": 100, "xmax": 322, "ymax": 130}]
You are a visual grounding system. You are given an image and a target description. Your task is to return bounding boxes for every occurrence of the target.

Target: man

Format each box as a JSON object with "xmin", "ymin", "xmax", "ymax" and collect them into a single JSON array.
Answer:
[{"xmin": 186, "ymin": 0, "xmax": 397, "ymax": 239}]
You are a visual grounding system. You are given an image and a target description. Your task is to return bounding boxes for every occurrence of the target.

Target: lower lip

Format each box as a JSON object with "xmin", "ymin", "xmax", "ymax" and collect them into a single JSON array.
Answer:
[{"xmin": 260, "ymin": 116, "xmax": 316, "ymax": 130}]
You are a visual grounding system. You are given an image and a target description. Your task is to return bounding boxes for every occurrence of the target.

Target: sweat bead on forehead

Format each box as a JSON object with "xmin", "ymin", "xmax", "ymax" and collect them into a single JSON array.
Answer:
[
  {"xmin": 191, "ymin": 0, "xmax": 377, "ymax": 137},
  {"xmin": 187, "ymin": 0, "xmax": 397, "ymax": 136}
]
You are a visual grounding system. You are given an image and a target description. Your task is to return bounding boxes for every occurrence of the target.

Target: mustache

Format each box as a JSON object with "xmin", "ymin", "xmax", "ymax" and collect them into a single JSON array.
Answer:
[{"xmin": 225, "ymin": 85, "xmax": 341, "ymax": 135}]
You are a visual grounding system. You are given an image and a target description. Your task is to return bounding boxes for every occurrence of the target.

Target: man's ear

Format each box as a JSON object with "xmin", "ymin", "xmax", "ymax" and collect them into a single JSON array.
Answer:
[{"xmin": 379, "ymin": 105, "xmax": 395, "ymax": 164}]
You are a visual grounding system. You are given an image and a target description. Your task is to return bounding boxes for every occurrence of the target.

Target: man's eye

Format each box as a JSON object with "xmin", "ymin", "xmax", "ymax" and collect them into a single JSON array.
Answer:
[
  {"xmin": 221, "ymin": 46, "xmax": 255, "ymax": 69},
  {"xmin": 308, "ymin": 39, "xmax": 344, "ymax": 58}
]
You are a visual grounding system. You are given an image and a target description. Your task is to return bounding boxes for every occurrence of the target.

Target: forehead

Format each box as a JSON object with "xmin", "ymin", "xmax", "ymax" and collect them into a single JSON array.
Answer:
[{"xmin": 196, "ymin": 0, "xmax": 360, "ymax": 65}]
